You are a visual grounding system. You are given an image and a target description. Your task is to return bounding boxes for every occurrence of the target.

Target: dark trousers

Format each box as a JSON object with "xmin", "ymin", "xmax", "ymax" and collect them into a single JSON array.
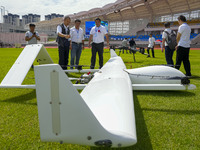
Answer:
[
  {"xmin": 175, "ymin": 46, "xmax": 191, "ymax": 76},
  {"xmin": 58, "ymin": 45, "xmax": 69, "ymax": 70},
  {"xmin": 90, "ymin": 42, "xmax": 104, "ymax": 69},
  {"xmin": 122, "ymin": 46, "xmax": 128, "ymax": 54},
  {"xmin": 165, "ymin": 46, "xmax": 174, "ymax": 66},
  {"xmin": 147, "ymin": 47, "xmax": 155, "ymax": 57}
]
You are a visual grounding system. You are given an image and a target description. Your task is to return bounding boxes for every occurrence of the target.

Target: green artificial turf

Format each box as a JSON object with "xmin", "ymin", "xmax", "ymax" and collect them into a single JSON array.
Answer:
[{"xmin": 0, "ymin": 47, "xmax": 200, "ymax": 150}]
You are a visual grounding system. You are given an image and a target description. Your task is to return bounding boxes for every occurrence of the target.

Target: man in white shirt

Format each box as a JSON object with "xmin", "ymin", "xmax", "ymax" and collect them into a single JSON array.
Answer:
[
  {"xmin": 175, "ymin": 15, "xmax": 191, "ymax": 76},
  {"xmin": 25, "ymin": 24, "xmax": 40, "ymax": 44},
  {"xmin": 147, "ymin": 33, "xmax": 155, "ymax": 58},
  {"xmin": 56, "ymin": 16, "xmax": 71, "ymax": 70},
  {"xmin": 25, "ymin": 23, "xmax": 40, "ymax": 68},
  {"xmin": 88, "ymin": 18, "xmax": 109, "ymax": 69},
  {"xmin": 70, "ymin": 19, "xmax": 84, "ymax": 69},
  {"xmin": 122, "ymin": 38, "xmax": 128, "ymax": 54},
  {"xmin": 162, "ymin": 22, "xmax": 175, "ymax": 66}
]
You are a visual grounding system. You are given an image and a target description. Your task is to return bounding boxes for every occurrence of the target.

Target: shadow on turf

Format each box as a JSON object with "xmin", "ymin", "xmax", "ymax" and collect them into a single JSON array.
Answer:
[
  {"xmin": 134, "ymin": 90, "xmax": 199, "ymax": 115},
  {"xmin": 135, "ymin": 91, "xmax": 196, "ymax": 97},
  {"xmin": 1, "ymin": 90, "xmax": 36, "ymax": 105},
  {"xmin": 90, "ymin": 92, "xmax": 153, "ymax": 150},
  {"xmin": 142, "ymin": 108, "xmax": 200, "ymax": 115}
]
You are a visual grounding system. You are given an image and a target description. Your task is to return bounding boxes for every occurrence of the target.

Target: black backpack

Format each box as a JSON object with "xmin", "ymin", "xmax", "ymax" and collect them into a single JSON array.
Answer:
[{"xmin": 164, "ymin": 30, "xmax": 177, "ymax": 50}]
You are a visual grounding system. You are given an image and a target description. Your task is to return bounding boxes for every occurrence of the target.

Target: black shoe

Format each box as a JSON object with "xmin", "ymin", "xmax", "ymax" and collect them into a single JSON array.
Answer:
[
  {"xmin": 185, "ymin": 73, "xmax": 192, "ymax": 77},
  {"xmin": 62, "ymin": 67, "xmax": 67, "ymax": 70}
]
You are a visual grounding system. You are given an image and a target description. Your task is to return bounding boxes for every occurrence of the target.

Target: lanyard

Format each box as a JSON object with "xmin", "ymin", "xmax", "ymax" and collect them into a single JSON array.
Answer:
[
  {"xmin": 95, "ymin": 26, "xmax": 101, "ymax": 33},
  {"xmin": 64, "ymin": 25, "xmax": 69, "ymax": 34},
  {"xmin": 76, "ymin": 28, "xmax": 79, "ymax": 39},
  {"xmin": 95, "ymin": 26, "xmax": 100, "ymax": 37},
  {"xmin": 76, "ymin": 29, "xmax": 79, "ymax": 34}
]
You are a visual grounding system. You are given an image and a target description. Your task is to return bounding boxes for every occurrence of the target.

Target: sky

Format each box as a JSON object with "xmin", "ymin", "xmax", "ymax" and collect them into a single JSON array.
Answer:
[{"xmin": 0, "ymin": 0, "xmax": 117, "ymax": 21}]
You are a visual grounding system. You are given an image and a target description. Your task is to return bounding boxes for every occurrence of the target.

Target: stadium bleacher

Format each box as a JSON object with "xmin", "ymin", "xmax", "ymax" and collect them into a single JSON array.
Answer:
[
  {"xmin": 108, "ymin": 18, "xmax": 199, "ymax": 42},
  {"xmin": 109, "ymin": 33, "xmax": 199, "ymax": 42},
  {"xmin": 147, "ymin": 19, "xmax": 200, "ymax": 28}
]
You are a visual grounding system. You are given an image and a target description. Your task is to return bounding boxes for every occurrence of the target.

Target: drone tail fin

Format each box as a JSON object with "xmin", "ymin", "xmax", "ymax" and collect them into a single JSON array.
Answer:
[
  {"xmin": 110, "ymin": 49, "xmax": 118, "ymax": 58},
  {"xmin": 34, "ymin": 64, "xmax": 136, "ymax": 147}
]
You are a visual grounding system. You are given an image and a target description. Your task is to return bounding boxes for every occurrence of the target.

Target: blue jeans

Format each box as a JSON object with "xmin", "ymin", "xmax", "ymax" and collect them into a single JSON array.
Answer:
[
  {"xmin": 70, "ymin": 43, "xmax": 82, "ymax": 69},
  {"xmin": 165, "ymin": 46, "xmax": 174, "ymax": 66}
]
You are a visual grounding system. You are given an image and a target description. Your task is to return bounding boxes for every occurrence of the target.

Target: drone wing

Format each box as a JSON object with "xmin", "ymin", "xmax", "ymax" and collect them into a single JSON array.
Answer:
[{"xmin": 0, "ymin": 44, "xmax": 53, "ymax": 86}]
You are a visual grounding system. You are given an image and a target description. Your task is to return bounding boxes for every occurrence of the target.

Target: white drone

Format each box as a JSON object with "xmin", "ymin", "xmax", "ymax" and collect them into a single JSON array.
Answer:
[{"xmin": 0, "ymin": 44, "xmax": 196, "ymax": 148}]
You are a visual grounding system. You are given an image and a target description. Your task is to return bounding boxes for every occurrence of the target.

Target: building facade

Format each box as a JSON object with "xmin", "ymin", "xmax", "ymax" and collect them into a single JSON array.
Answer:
[
  {"xmin": 45, "ymin": 13, "xmax": 64, "ymax": 21},
  {"xmin": 3, "ymin": 13, "xmax": 20, "ymax": 26},
  {"xmin": 3, "ymin": 13, "xmax": 40, "ymax": 27},
  {"xmin": 22, "ymin": 14, "xmax": 40, "ymax": 26}
]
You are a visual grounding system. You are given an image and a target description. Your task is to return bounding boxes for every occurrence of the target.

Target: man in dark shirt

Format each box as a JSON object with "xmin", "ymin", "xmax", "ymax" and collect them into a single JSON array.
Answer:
[
  {"xmin": 56, "ymin": 16, "xmax": 71, "ymax": 70},
  {"xmin": 129, "ymin": 38, "xmax": 136, "ymax": 47},
  {"xmin": 129, "ymin": 38, "xmax": 136, "ymax": 53}
]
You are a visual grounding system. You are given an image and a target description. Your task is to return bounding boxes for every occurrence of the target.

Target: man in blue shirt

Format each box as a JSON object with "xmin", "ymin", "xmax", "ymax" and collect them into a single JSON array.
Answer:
[{"xmin": 70, "ymin": 19, "xmax": 84, "ymax": 69}]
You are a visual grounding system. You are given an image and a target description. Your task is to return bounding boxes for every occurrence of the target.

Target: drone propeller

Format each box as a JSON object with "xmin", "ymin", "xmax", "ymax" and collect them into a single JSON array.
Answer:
[
  {"xmin": 167, "ymin": 75, "xmax": 200, "ymax": 80},
  {"xmin": 166, "ymin": 76, "xmax": 190, "ymax": 85},
  {"xmin": 155, "ymin": 75, "xmax": 200, "ymax": 85}
]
